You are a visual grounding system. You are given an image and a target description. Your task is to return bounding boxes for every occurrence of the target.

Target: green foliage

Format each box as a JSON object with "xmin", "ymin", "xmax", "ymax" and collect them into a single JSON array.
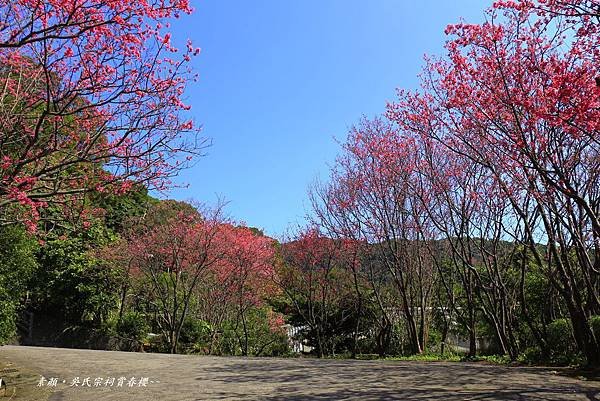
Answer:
[
  {"xmin": 0, "ymin": 301, "xmax": 17, "ymax": 344},
  {"xmin": 0, "ymin": 225, "xmax": 38, "ymax": 343},
  {"xmin": 387, "ymin": 352, "xmax": 461, "ymax": 362},
  {"xmin": 133, "ymin": 200, "xmax": 199, "ymax": 232},
  {"xmin": 217, "ymin": 308, "xmax": 290, "ymax": 357},
  {"xmin": 179, "ymin": 317, "xmax": 212, "ymax": 352},
  {"xmin": 590, "ymin": 316, "xmax": 600, "ymax": 343},
  {"xmin": 388, "ymin": 322, "xmax": 411, "ymax": 356},
  {"xmin": 116, "ymin": 312, "xmax": 149, "ymax": 342},
  {"xmin": 463, "ymin": 354, "xmax": 512, "ymax": 364},
  {"xmin": 425, "ymin": 328, "xmax": 443, "ymax": 352},
  {"xmin": 546, "ymin": 318, "xmax": 578, "ymax": 365},
  {"xmin": 33, "ymin": 226, "xmax": 119, "ymax": 326},
  {"xmin": 519, "ymin": 346, "xmax": 545, "ymax": 365},
  {"xmin": 91, "ymin": 185, "xmax": 156, "ymax": 233}
]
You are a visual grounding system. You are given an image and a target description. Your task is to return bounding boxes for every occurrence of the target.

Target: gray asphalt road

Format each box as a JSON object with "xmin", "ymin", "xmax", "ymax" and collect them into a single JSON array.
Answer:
[{"xmin": 1, "ymin": 345, "xmax": 598, "ymax": 400}]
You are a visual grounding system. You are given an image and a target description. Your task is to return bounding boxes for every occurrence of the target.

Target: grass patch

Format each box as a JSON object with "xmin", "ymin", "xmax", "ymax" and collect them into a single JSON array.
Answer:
[
  {"xmin": 385, "ymin": 353, "xmax": 461, "ymax": 362},
  {"xmin": 462, "ymin": 355, "xmax": 513, "ymax": 365}
]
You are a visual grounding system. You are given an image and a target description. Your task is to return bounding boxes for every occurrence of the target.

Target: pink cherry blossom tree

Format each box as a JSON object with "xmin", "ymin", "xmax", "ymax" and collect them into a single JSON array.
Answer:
[{"xmin": 0, "ymin": 0, "xmax": 204, "ymax": 229}]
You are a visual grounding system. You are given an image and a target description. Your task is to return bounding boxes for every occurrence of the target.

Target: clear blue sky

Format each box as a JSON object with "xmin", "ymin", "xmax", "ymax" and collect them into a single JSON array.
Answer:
[{"xmin": 166, "ymin": 0, "xmax": 491, "ymax": 237}]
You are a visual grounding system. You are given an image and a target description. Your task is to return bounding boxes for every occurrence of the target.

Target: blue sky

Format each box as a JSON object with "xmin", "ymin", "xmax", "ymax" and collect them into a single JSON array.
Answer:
[{"xmin": 167, "ymin": 0, "xmax": 491, "ymax": 237}]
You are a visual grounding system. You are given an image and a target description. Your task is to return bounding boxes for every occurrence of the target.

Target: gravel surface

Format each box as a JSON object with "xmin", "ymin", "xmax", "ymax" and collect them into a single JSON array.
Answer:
[{"xmin": 1, "ymin": 345, "xmax": 598, "ymax": 400}]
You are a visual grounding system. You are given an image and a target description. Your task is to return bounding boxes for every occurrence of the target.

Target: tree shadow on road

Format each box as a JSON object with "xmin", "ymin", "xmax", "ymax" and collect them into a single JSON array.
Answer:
[{"xmin": 197, "ymin": 359, "xmax": 600, "ymax": 401}]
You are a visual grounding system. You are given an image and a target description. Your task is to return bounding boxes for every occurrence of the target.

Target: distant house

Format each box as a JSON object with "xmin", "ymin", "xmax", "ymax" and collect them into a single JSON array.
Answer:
[{"xmin": 281, "ymin": 324, "xmax": 313, "ymax": 353}]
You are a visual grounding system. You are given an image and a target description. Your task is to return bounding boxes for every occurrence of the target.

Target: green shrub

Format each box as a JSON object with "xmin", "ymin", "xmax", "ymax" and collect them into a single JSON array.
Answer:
[
  {"xmin": 0, "ymin": 226, "xmax": 38, "ymax": 344},
  {"xmin": 547, "ymin": 318, "xmax": 577, "ymax": 365},
  {"xmin": 388, "ymin": 352, "xmax": 461, "ymax": 362},
  {"xmin": 590, "ymin": 315, "xmax": 600, "ymax": 343},
  {"xmin": 387, "ymin": 322, "xmax": 409, "ymax": 356},
  {"xmin": 464, "ymin": 354, "xmax": 511, "ymax": 364},
  {"xmin": 426, "ymin": 328, "xmax": 443, "ymax": 351},
  {"xmin": 116, "ymin": 311, "xmax": 149, "ymax": 342},
  {"xmin": 519, "ymin": 346, "xmax": 544, "ymax": 365},
  {"xmin": 34, "ymin": 235, "xmax": 118, "ymax": 326},
  {"xmin": 0, "ymin": 300, "xmax": 17, "ymax": 344},
  {"xmin": 212, "ymin": 308, "xmax": 290, "ymax": 357},
  {"xmin": 179, "ymin": 317, "xmax": 211, "ymax": 352}
]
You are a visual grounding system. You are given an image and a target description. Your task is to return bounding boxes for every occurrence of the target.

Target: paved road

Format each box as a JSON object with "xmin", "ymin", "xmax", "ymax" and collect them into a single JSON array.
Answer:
[{"xmin": 1, "ymin": 345, "xmax": 598, "ymax": 400}]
